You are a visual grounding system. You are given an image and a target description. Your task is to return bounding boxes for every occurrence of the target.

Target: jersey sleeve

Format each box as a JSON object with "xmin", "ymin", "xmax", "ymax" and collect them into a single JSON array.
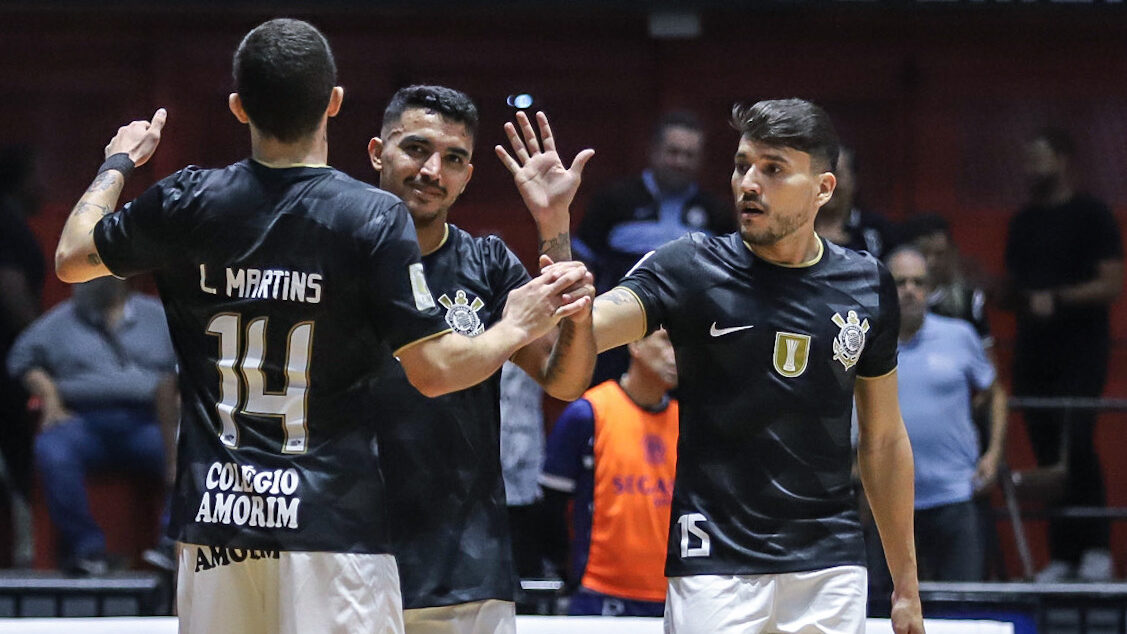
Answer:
[
  {"xmin": 358, "ymin": 201, "xmax": 449, "ymax": 353},
  {"xmin": 93, "ymin": 168, "xmax": 200, "ymax": 278},
  {"xmin": 616, "ymin": 236, "xmax": 695, "ymax": 336},
  {"xmin": 540, "ymin": 398, "xmax": 595, "ymax": 494},
  {"xmin": 960, "ymin": 320, "xmax": 996, "ymax": 391},
  {"xmin": 484, "ymin": 236, "xmax": 532, "ymax": 309},
  {"xmin": 857, "ymin": 261, "xmax": 900, "ymax": 378}
]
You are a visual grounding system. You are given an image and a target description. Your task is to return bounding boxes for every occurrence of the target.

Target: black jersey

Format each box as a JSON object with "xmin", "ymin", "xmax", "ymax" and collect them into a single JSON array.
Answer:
[
  {"xmin": 92, "ymin": 160, "xmax": 448, "ymax": 554},
  {"xmin": 371, "ymin": 225, "xmax": 530, "ymax": 609},
  {"xmin": 618, "ymin": 233, "xmax": 899, "ymax": 577}
]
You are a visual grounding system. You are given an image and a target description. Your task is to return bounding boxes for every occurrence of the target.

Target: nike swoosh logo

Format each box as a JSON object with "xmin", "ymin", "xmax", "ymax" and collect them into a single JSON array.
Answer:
[{"xmin": 710, "ymin": 322, "xmax": 755, "ymax": 337}]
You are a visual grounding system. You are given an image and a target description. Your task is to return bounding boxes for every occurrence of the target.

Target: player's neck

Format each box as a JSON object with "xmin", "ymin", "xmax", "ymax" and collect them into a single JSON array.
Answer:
[
  {"xmin": 747, "ymin": 228, "xmax": 822, "ymax": 267},
  {"xmin": 249, "ymin": 126, "xmax": 329, "ymax": 168},
  {"xmin": 416, "ymin": 222, "xmax": 449, "ymax": 256},
  {"xmin": 619, "ymin": 371, "xmax": 667, "ymax": 410}
]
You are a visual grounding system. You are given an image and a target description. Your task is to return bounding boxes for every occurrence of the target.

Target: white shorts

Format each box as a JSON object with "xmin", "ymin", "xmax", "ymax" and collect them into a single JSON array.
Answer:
[
  {"xmin": 664, "ymin": 565, "xmax": 867, "ymax": 634},
  {"xmin": 177, "ymin": 542, "xmax": 404, "ymax": 634},
  {"xmin": 402, "ymin": 599, "xmax": 516, "ymax": 634}
]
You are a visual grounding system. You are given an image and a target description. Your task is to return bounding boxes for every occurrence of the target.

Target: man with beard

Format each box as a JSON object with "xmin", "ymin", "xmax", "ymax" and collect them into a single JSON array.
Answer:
[
  {"xmin": 367, "ymin": 86, "xmax": 596, "ymax": 633},
  {"xmin": 1004, "ymin": 128, "xmax": 1123, "ymax": 582},
  {"xmin": 581, "ymin": 98, "xmax": 924, "ymax": 633}
]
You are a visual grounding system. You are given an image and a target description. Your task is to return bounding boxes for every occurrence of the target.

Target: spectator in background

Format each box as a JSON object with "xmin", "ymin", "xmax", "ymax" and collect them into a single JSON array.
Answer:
[
  {"xmin": 884, "ymin": 246, "xmax": 1006, "ymax": 581},
  {"xmin": 540, "ymin": 329, "xmax": 677, "ymax": 617},
  {"xmin": 901, "ymin": 211, "xmax": 1005, "ymax": 577},
  {"xmin": 6, "ymin": 278, "xmax": 177, "ymax": 574},
  {"xmin": 576, "ymin": 111, "xmax": 732, "ymax": 385},
  {"xmin": 814, "ymin": 147, "xmax": 894, "ymax": 258},
  {"xmin": 576, "ymin": 111, "xmax": 733, "ymax": 293},
  {"xmin": 1004, "ymin": 128, "xmax": 1123, "ymax": 582},
  {"xmin": 901, "ymin": 213, "xmax": 991, "ymax": 345},
  {"xmin": 0, "ymin": 145, "xmax": 44, "ymax": 503},
  {"xmin": 498, "ymin": 360, "xmax": 547, "ymax": 579}
]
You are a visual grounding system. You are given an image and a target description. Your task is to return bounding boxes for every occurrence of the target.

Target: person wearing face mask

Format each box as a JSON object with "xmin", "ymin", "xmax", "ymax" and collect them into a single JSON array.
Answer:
[{"xmin": 6, "ymin": 277, "xmax": 177, "ymax": 574}]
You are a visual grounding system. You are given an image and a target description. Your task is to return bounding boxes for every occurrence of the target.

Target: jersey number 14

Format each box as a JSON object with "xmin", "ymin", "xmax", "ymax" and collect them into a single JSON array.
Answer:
[{"xmin": 207, "ymin": 314, "xmax": 313, "ymax": 454}]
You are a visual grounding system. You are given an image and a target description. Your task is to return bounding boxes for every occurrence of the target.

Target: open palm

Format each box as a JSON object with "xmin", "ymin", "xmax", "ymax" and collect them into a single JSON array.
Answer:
[{"xmin": 496, "ymin": 111, "xmax": 594, "ymax": 224}]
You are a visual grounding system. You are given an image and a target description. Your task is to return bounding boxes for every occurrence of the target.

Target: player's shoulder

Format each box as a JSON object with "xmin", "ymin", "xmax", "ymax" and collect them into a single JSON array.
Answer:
[
  {"xmin": 822, "ymin": 238, "xmax": 886, "ymax": 277},
  {"xmin": 657, "ymin": 230, "xmax": 735, "ymax": 260}
]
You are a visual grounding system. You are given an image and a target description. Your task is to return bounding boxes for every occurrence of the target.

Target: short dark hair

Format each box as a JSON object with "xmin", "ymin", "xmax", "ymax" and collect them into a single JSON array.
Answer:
[
  {"xmin": 232, "ymin": 18, "xmax": 337, "ymax": 143},
  {"xmin": 729, "ymin": 99, "xmax": 839, "ymax": 172},
  {"xmin": 651, "ymin": 110, "xmax": 703, "ymax": 146},
  {"xmin": 1031, "ymin": 127, "xmax": 1075, "ymax": 158},
  {"xmin": 382, "ymin": 85, "xmax": 479, "ymax": 140},
  {"xmin": 900, "ymin": 212, "xmax": 951, "ymax": 243}
]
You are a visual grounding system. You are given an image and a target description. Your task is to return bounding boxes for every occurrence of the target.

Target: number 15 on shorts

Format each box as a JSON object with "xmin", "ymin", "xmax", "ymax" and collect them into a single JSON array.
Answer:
[{"xmin": 677, "ymin": 513, "xmax": 711, "ymax": 558}]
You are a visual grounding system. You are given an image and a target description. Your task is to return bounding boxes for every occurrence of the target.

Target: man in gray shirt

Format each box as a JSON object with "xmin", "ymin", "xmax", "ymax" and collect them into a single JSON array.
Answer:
[{"xmin": 7, "ymin": 277, "xmax": 176, "ymax": 574}]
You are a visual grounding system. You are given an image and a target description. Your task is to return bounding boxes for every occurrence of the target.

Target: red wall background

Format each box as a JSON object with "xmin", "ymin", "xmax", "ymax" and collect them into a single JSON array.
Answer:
[{"xmin": 3, "ymin": 3, "xmax": 1126, "ymax": 578}]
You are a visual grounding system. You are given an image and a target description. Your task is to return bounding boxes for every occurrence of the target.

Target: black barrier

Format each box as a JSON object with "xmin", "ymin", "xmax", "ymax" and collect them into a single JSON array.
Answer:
[
  {"xmin": 0, "ymin": 571, "xmax": 165, "ymax": 617},
  {"xmin": 919, "ymin": 581, "xmax": 1127, "ymax": 634}
]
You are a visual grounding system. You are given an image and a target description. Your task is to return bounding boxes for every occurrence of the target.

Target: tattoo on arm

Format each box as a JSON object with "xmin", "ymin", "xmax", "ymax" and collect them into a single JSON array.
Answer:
[
  {"xmin": 538, "ymin": 231, "xmax": 571, "ymax": 259},
  {"xmin": 543, "ymin": 320, "xmax": 575, "ymax": 383},
  {"xmin": 70, "ymin": 201, "xmax": 112, "ymax": 219},
  {"xmin": 86, "ymin": 172, "xmax": 119, "ymax": 194},
  {"xmin": 600, "ymin": 288, "xmax": 634, "ymax": 306}
]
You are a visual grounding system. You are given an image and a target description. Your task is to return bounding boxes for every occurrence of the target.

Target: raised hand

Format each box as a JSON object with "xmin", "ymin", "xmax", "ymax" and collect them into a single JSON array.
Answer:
[
  {"xmin": 105, "ymin": 108, "xmax": 167, "ymax": 167},
  {"xmin": 494, "ymin": 111, "xmax": 594, "ymax": 225}
]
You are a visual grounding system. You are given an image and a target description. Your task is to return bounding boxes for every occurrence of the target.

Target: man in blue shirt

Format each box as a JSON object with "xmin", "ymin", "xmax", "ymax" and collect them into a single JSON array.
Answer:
[
  {"xmin": 7, "ymin": 277, "xmax": 177, "ymax": 574},
  {"xmin": 887, "ymin": 246, "xmax": 1007, "ymax": 581}
]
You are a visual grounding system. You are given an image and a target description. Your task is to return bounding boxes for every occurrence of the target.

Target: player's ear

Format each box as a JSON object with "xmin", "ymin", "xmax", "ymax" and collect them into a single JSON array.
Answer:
[
  {"xmin": 461, "ymin": 163, "xmax": 474, "ymax": 194},
  {"xmin": 326, "ymin": 86, "xmax": 344, "ymax": 119},
  {"xmin": 367, "ymin": 138, "xmax": 384, "ymax": 172},
  {"xmin": 228, "ymin": 93, "xmax": 249, "ymax": 125},
  {"xmin": 815, "ymin": 171, "xmax": 836, "ymax": 209}
]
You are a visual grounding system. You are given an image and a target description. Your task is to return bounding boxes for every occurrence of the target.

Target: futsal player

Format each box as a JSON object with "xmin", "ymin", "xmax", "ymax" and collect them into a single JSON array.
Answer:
[
  {"xmin": 367, "ymin": 85, "xmax": 595, "ymax": 633},
  {"xmin": 54, "ymin": 19, "xmax": 592, "ymax": 634},
  {"xmin": 581, "ymin": 99, "xmax": 926, "ymax": 633}
]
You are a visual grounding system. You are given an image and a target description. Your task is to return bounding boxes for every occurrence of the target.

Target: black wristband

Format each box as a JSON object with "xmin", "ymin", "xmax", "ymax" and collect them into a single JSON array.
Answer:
[{"xmin": 96, "ymin": 153, "xmax": 136, "ymax": 180}]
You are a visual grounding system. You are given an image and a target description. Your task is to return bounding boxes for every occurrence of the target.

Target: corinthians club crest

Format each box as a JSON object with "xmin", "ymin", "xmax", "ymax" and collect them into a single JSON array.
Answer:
[
  {"xmin": 438, "ymin": 290, "xmax": 485, "ymax": 336},
  {"xmin": 831, "ymin": 310, "xmax": 869, "ymax": 370}
]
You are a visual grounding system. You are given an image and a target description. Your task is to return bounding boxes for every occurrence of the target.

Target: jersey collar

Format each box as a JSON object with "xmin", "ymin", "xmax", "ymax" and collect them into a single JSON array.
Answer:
[
  {"xmin": 742, "ymin": 234, "xmax": 825, "ymax": 269},
  {"xmin": 421, "ymin": 224, "xmax": 451, "ymax": 257}
]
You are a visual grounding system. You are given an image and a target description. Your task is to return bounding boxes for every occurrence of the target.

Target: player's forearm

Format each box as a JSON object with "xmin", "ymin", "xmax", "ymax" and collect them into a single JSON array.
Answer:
[
  {"xmin": 56, "ymin": 170, "xmax": 125, "ymax": 283},
  {"xmin": 858, "ymin": 426, "xmax": 920, "ymax": 595},
  {"xmin": 537, "ymin": 317, "xmax": 596, "ymax": 401},
  {"xmin": 401, "ymin": 322, "xmax": 528, "ymax": 397}
]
